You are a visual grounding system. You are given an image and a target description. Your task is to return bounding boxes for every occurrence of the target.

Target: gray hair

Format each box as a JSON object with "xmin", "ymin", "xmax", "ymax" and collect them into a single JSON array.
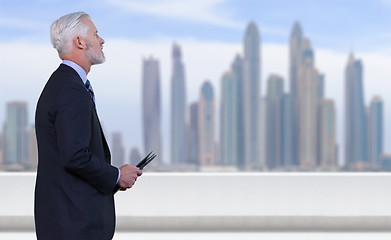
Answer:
[{"xmin": 50, "ymin": 12, "xmax": 91, "ymax": 58}]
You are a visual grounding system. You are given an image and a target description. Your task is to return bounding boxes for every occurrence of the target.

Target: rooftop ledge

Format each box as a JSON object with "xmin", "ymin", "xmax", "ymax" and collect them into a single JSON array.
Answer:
[{"xmin": 1, "ymin": 172, "xmax": 390, "ymax": 231}]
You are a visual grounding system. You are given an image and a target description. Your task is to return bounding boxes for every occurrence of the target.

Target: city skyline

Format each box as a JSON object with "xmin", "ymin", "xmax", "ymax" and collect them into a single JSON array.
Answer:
[
  {"xmin": 1, "ymin": 1, "xmax": 391, "ymax": 166},
  {"xmin": 1, "ymin": 19, "xmax": 389, "ymax": 171}
]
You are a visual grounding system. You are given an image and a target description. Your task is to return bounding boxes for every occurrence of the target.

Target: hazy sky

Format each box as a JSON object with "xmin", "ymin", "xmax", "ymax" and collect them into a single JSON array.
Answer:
[
  {"xmin": 1, "ymin": 0, "xmax": 390, "ymax": 163},
  {"xmin": 2, "ymin": 0, "xmax": 391, "ymax": 50}
]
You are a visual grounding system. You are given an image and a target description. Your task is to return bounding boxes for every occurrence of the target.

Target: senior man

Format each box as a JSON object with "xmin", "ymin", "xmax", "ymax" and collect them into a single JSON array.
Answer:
[{"xmin": 34, "ymin": 12, "xmax": 142, "ymax": 240}]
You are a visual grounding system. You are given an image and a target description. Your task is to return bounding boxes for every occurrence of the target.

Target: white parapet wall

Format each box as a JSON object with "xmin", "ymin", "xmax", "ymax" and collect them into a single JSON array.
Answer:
[{"xmin": 1, "ymin": 172, "xmax": 391, "ymax": 231}]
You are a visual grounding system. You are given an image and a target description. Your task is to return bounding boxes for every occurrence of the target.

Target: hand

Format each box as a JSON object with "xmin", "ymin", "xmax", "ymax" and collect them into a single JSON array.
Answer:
[{"xmin": 118, "ymin": 164, "xmax": 143, "ymax": 190}]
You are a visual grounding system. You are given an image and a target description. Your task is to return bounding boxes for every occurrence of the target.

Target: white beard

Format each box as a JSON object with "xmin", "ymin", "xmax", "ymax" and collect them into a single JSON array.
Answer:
[{"xmin": 86, "ymin": 42, "xmax": 105, "ymax": 65}]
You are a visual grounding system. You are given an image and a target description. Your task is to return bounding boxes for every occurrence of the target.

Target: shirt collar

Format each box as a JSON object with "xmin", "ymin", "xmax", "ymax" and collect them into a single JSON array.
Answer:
[{"xmin": 62, "ymin": 60, "xmax": 88, "ymax": 85}]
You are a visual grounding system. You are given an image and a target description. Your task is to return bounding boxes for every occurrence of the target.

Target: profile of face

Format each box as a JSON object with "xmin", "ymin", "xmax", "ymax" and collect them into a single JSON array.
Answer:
[{"xmin": 83, "ymin": 18, "xmax": 106, "ymax": 65}]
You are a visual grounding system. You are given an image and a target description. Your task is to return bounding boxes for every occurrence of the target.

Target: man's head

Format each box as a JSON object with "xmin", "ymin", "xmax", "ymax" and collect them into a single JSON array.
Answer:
[{"xmin": 50, "ymin": 12, "xmax": 105, "ymax": 69}]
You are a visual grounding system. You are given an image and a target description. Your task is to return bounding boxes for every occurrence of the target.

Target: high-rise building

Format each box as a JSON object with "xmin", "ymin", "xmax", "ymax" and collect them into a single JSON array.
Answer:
[
  {"xmin": 0, "ymin": 130, "xmax": 3, "ymax": 166},
  {"xmin": 380, "ymin": 154, "xmax": 391, "ymax": 171},
  {"xmin": 243, "ymin": 22, "xmax": 261, "ymax": 170},
  {"xmin": 259, "ymin": 96, "xmax": 267, "ymax": 170},
  {"xmin": 281, "ymin": 94, "xmax": 294, "ymax": 167},
  {"xmin": 231, "ymin": 54, "xmax": 245, "ymax": 169},
  {"xmin": 298, "ymin": 39, "xmax": 318, "ymax": 169},
  {"xmin": 345, "ymin": 54, "xmax": 367, "ymax": 168},
  {"xmin": 129, "ymin": 147, "xmax": 141, "ymax": 165},
  {"xmin": 142, "ymin": 56, "xmax": 162, "ymax": 165},
  {"xmin": 316, "ymin": 74, "xmax": 325, "ymax": 165},
  {"xmin": 319, "ymin": 99, "xmax": 336, "ymax": 168},
  {"xmin": 28, "ymin": 126, "xmax": 38, "ymax": 170},
  {"xmin": 198, "ymin": 81, "xmax": 215, "ymax": 166},
  {"xmin": 265, "ymin": 74, "xmax": 284, "ymax": 169},
  {"xmin": 367, "ymin": 96, "xmax": 383, "ymax": 170},
  {"xmin": 289, "ymin": 21, "xmax": 304, "ymax": 166},
  {"xmin": 111, "ymin": 132, "xmax": 125, "ymax": 167},
  {"xmin": 171, "ymin": 43, "xmax": 187, "ymax": 165},
  {"xmin": 187, "ymin": 102, "xmax": 199, "ymax": 166},
  {"xmin": 316, "ymin": 74, "xmax": 325, "ymax": 99},
  {"xmin": 220, "ymin": 71, "xmax": 237, "ymax": 166},
  {"xmin": 4, "ymin": 101, "xmax": 29, "ymax": 168}
]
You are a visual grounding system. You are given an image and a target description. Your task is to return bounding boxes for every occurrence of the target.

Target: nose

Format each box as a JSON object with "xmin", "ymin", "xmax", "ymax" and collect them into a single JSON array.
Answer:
[{"xmin": 99, "ymin": 36, "xmax": 105, "ymax": 45}]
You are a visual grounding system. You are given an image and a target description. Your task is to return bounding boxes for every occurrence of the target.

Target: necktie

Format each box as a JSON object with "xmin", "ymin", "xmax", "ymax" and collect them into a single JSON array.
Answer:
[{"xmin": 85, "ymin": 80, "xmax": 95, "ymax": 105}]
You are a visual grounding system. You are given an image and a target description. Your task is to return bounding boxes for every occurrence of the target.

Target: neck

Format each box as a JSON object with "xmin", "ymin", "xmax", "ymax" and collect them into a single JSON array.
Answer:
[{"xmin": 62, "ymin": 55, "xmax": 91, "ymax": 74}]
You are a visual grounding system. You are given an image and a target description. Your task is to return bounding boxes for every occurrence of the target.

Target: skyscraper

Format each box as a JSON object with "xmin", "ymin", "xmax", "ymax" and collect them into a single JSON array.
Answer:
[
  {"xmin": 0, "ymin": 130, "xmax": 4, "ymax": 166},
  {"xmin": 367, "ymin": 96, "xmax": 383, "ymax": 170},
  {"xmin": 111, "ymin": 131, "xmax": 125, "ymax": 167},
  {"xmin": 319, "ymin": 99, "xmax": 336, "ymax": 169},
  {"xmin": 142, "ymin": 56, "xmax": 162, "ymax": 165},
  {"xmin": 265, "ymin": 74, "xmax": 284, "ymax": 169},
  {"xmin": 199, "ymin": 81, "xmax": 215, "ymax": 166},
  {"xmin": 243, "ymin": 22, "xmax": 261, "ymax": 170},
  {"xmin": 129, "ymin": 147, "xmax": 141, "ymax": 165},
  {"xmin": 380, "ymin": 154, "xmax": 391, "ymax": 171},
  {"xmin": 259, "ymin": 96, "xmax": 267, "ymax": 170},
  {"xmin": 171, "ymin": 43, "xmax": 187, "ymax": 165},
  {"xmin": 345, "ymin": 54, "xmax": 367, "ymax": 168},
  {"xmin": 281, "ymin": 94, "xmax": 294, "ymax": 167},
  {"xmin": 316, "ymin": 74, "xmax": 325, "ymax": 99},
  {"xmin": 220, "ymin": 71, "xmax": 237, "ymax": 167},
  {"xmin": 4, "ymin": 101, "xmax": 28, "ymax": 168},
  {"xmin": 316, "ymin": 74, "xmax": 325, "ymax": 165},
  {"xmin": 28, "ymin": 126, "xmax": 38, "ymax": 170},
  {"xmin": 289, "ymin": 21, "xmax": 304, "ymax": 166},
  {"xmin": 298, "ymin": 39, "xmax": 318, "ymax": 169},
  {"xmin": 187, "ymin": 102, "xmax": 199, "ymax": 166},
  {"xmin": 231, "ymin": 54, "xmax": 245, "ymax": 169}
]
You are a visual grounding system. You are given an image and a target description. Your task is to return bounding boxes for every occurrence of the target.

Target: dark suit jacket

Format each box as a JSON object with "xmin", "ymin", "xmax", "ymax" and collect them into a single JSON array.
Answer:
[{"xmin": 35, "ymin": 64, "xmax": 119, "ymax": 240}]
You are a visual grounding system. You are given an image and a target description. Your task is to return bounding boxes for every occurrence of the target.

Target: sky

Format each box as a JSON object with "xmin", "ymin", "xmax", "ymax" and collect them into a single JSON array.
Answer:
[{"xmin": 0, "ymin": 0, "xmax": 390, "ymax": 164}]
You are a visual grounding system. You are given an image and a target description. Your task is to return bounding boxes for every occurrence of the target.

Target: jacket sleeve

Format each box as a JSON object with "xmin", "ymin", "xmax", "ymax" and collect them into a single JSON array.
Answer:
[{"xmin": 54, "ymin": 84, "xmax": 118, "ymax": 194}]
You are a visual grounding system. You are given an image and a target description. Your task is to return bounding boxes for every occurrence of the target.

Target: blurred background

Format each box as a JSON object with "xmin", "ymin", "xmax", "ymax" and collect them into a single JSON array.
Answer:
[{"xmin": 1, "ymin": 0, "xmax": 391, "ymax": 172}]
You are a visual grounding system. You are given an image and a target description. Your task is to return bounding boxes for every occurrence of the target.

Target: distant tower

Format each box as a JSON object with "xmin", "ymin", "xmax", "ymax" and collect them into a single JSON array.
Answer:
[
  {"xmin": 198, "ymin": 81, "xmax": 215, "ymax": 166},
  {"xmin": 142, "ymin": 56, "xmax": 162, "ymax": 165},
  {"xmin": 265, "ymin": 74, "xmax": 284, "ymax": 169},
  {"xmin": 4, "ymin": 101, "xmax": 28, "ymax": 167},
  {"xmin": 129, "ymin": 147, "xmax": 141, "ymax": 165},
  {"xmin": 281, "ymin": 93, "xmax": 294, "ymax": 167},
  {"xmin": 187, "ymin": 102, "xmax": 199, "ymax": 166},
  {"xmin": 319, "ymin": 99, "xmax": 336, "ymax": 168},
  {"xmin": 243, "ymin": 22, "xmax": 261, "ymax": 170},
  {"xmin": 380, "ymin": 154, "xmax": 391, "ymax": 171},
  {"xmin": 289, "ymin": 21, "xmax": 304, "ymax": 166},
  {"xmin": 111, "ymin": 132, "xmax": 125, "ymax": 167},
  {"xmin": 316, "ymin": 74, "xmax": 325, "ymax": 166},
  {"xmin": 298, "ymin": 39, "xmax": 318, "ymax": 169},
  {"xmin": 367, "ymin": 96, "xmax": 383, "ymax": 170},
  {"xmin": 171, "ymin": 43, "xmax": 187, "ymax": 165},
  {"xmin": 0, "ymin": 129, "xmax": 3, "ymax": 165},
  {"xmin": 231, "ymin": 54, "xmax": 245, "ymax": 169},
  {"xmin": 345, "ymin": 53, "xmax": 367, "ymax": 168},
  {"xmin": 220, "ymin": 71, "xmax": 237, "ymax": 166},
  {"xmin": 28, "ymin": 126, "xmax": 38, "ymax": 170}
]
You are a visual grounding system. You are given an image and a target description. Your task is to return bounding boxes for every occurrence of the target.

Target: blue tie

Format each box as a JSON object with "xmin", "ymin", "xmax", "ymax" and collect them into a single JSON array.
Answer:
[{"xmin": 85, "ymin": 80, "xmax": 95, "ymax": 105}]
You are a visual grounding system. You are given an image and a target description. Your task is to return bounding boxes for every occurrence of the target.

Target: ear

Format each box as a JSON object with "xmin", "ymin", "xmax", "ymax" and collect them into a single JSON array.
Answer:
[{"xmin": 74, "ymin": 36, "xmax": 86, "ymax": 50}]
